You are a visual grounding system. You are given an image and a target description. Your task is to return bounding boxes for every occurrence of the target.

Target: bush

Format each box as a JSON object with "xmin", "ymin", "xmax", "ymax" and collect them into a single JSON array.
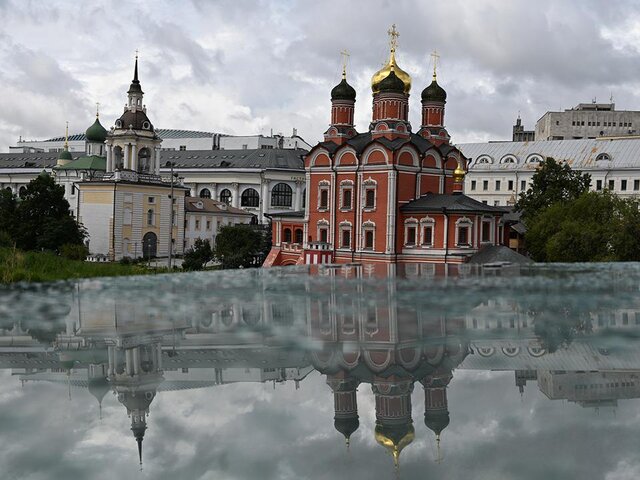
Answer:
[
  {"xmin": 0, "ymin": 231, "xmax": 12, "ymax": 248},
  {"xmin": 60, "ymin": 243, "xmax": 89, "ymax": 261},
  {"xmin": 183, "ymin": 238, "xmax": 214, "ymax": 271}
]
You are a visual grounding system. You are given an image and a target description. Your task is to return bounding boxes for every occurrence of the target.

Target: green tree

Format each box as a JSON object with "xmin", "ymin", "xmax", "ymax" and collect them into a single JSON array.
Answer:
[
  {"xmin": 0, "ymin": 188, "xmax": 17, "ymax": 240},
  {"xmin": 10, "ymin": 174, "xmax": 86, "ymax": 251},
  {"xmin": 515, "ymin": 157, "xmax": 591, "ymax": 222},
  {"xmin": 215, "ymin": 225, "xmax": 263, "ymax": 269},
  {"xmin": 525, "ymin": 190, "xmax": 640, "ymax": 262},
  {"xmin": 182, "ymin": 238, "xmax": 214, "ymax": 271}
]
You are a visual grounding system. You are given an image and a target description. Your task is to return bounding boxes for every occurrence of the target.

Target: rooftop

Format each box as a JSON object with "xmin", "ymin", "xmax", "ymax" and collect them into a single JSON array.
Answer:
[
  {"xmin": 160, "ymin": 148, "xmax": 305, "ymax": 170},
  {"xmin": 185, "ymin": 197, "xmax": 253, "ymax": 216},
  {"xmin": 400, "ymin": 193, "xmax": 507, "ymax": 214},
  {"xmin": 41, "ymin": 129, "xmax": 216, "ymax": 142}
]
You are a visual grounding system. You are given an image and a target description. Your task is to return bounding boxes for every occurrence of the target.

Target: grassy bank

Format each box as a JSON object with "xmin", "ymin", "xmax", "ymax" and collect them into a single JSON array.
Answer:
[{"xmin": 0, "ymin": 247, "xmax": 161, "ymax": 284}]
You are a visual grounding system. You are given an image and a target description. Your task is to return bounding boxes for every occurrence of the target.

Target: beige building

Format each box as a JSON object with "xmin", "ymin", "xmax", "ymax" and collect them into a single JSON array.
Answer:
[
  {"xmin": 77, "ymin": 56, "xmax": 187, "ymax": 261},
  {"xmin": 184, "ymin": 197, "xmax": 253, "ymax": 250}
]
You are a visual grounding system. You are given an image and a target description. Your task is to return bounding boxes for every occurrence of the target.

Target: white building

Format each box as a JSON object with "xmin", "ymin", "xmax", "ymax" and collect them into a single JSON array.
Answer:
[
  {"xmin": 218, "ymin": 129, "xmax": 312, "ymax": 151},
  {"xmin": 184, "ymin": 197, "xmax": 253, "ymax": 250},
  {"xmin": 460, "ymin": 137, "xmax": 640, "ymax": 206},
  {"xmin": 535, "ymin": 102, "xmax": 640, "ymax": 141}
]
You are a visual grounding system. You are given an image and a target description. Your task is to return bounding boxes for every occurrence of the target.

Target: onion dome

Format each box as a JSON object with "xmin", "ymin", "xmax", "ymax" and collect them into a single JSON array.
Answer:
[
  {"xmin": 331, "ymin": 78, "xmax": 356, "ymax": 101},
  {"xmin": 334, "ymin": 416, "xmax": 360, "ymax": 445},
  {"xmin": 421, "ymin": 79, "xmax": 447, "ymax": 103},
  {"xmin": 374, "ymin": 422, "xmax": 415, "ymax": 468},
  {"xmin": 378, "ymin": 68, "xmax": 405, "ymax": 94},
  {"xmin": 424, "ymin": 410, "xmax": 450, "ymax": 436},
  {"xmin": 58, "ymin": 149, "xmax": 73, "ymax": 162},
  {"xmin": 453, "ymin": 165, "xmax": 465, "ymax": 182},
  {"xmin": 86, "ymin": 116, "xmax": 108, "ymax": 143},
  {"xmin": 371, "ymin": 50, "xmax": 411, "ymax": 95}
]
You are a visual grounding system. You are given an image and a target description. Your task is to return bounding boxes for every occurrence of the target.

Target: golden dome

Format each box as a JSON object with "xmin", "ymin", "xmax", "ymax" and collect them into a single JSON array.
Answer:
[
  {"xmin": 453, "ymin": 165, "xmax": 466, "ymax": 182},
  {"xmin": 374, "ymin": 424, "xmax": 415, "ymax": 468},
  {"xmin": 371, "ymin": 25, "xmax": 411, "ymax": 95}
]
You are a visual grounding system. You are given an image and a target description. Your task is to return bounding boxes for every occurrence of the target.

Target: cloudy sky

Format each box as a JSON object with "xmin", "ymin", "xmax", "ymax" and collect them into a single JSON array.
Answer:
[{"xmin": 1, "ymin": 0, "xmax": 640, "ymax": 151}]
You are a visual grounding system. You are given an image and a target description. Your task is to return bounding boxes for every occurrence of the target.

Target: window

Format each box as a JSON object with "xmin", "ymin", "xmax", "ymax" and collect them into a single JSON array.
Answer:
[
  {"xmin": 621, "ymin": 179, "xmax": 628, "ymax": 191},
  {"xmin": 520, "ymin": 180, "xmax": 526, "ymax": 191},
  {"xmin": 456, "ymin": 221, "xmax": 471, "ymax": 246},
  {"xmin": 148, "ymin": 196, "xmax": 155, "ymax": 204},
  {"xmin": 471, "ymin": 180, "xmax": 477, "ymax": 191},
  {"xmin": 199, "ymin": 188, "xmax": 211, "ymax": 199},
  {"xmin": 241, "ymin": 188, "xmax": 259, "ymax": 207},
  {"xmin": 495, "ymin": 180, "xmax": 501, "ymax": 191},
  {"xmin": 494, "ymin": 200, "xmax": 500, "ymax": 206},
  {"xmin": 364, "ymin": 230, "xmax": 374, "ymax": 249},
  {"xmin": 634, "ymin": 180, "xmax": 639, "ymax": 191},
  {"xmin": 302, "ymin": 188, "xmax": 306, "ymax": 209},
  {"xmin": 319, "ymin": 227, "xmax": 328, "ymax": 243},
  {"xmin": 483, "ymin": 180, "xmax": 488, "ymax": 191},
  {"xmin": 341, "ymin": 228, "xmax": 351, "ymax": 248},
  {"xmin": 365, "ymin": 188, "xmax": 375, "ymax": 208},
  {"xmin": 179, "ymin": 145, "xmax": 187, "ymax": 151},
  {"xmin": 294, "ymin": 228, "xmax": 303, "ymax": 244},
  {"xmin": 283, "ymin": 228, "xmax": 292, "ymax": 243},
  {"xmin": 195, "ymin": 219, "xmax": 200, "ymax": 229},
  {"xmin": 608, "ymin": 179, "xmax": 615, "ymax": 190},
  {"xmin": 508, "ymin": 180, "xmax": 514, "ymax": 190},
  {"xmin": 220, "ymin": 189, "xmax": 232, "ymax": 204},
  {"xmin": 271, "ymin": 183, "xmax": 293, "ymax": 207},
  {"xmin": 147, "ymin": 209, "xmax": 154, "ymax": 226},
  {"xmin": 319, "ymin": 188, "xmax": 329, "ymax": 209},
  {"xmin": 124, "ymin": 208, "xmax": 132, "ymax": 226},
  {"xmin": 342, "ymin": 188, "xmax": 352, "ymax": 209},
  {"xmin": 596, "ymin": 180, "xmax": 603, "ymax": 191},
  {"xmin": 422, "ymin": 225, "xmax": 433, "ymax": 246},
  {"xmin": 206, "ymin": 220, "xmax": 211, "ymax": 230},
  {"xmin": 406, "ymin": 226, "xmax": 417, "ymax": 245},
  {"xmin": 481, "ymin": 220, "xmax": 492, "ymax": 243}
]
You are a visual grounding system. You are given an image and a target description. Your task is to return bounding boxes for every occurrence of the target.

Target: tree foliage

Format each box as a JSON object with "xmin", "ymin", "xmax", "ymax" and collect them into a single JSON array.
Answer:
[
  {"xmin": 515, "ymin": 157, "xmax": 591, "ymax": 222},
  {"xmin": 182, "ymin": 238, "xmax": 214, "ymax": 271},
  {"xmin": 526, "ymin": 190, "xmax": 640, "ymax": 262},
  {"xmin": 214, "ymin": 225, "xmax": 264, "ymax": 269},
  {"xmin": 0, "ymin": 174, "xmax": 86, "ymax": 252}
]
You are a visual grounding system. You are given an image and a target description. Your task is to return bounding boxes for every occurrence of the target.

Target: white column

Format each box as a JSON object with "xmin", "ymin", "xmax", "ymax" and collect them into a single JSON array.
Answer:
[
  {"xmin": 131, "ymin": 142, "xmax": 138, "ymax": 172},
  {"xmin": 107, "ymin": 346, "xmax": 114, "ymax": 376},
  {"xmin": 132, "ymin": 347, "xmax": 140, "ymax": 375},
  {"xmin": 231, "ymin": 183, "xmax": 240, "ymax": 208},
  {"xmin": 386, "ymin": 170, "xmax": 397, "ymax": 253},
  {"xmin": 106, "ymin": 145, "xmax": 113, "ymax": 172},
  {"xmin": 125, "ymin": 349, "xmax": 133, "ymax": 375},
  {"xmin": 294, "ymin": 181, "xmax": 303, "ymax": 211},
  {"xmin": 124, "ymin": 144, "xmax": 130, "ymax": 170},
  {"xmin": 261, "ymin": 179, "xmax": 269, "ymax": 222},
  {"xmin": 155, "ymin": 147, "xmax": 161, "ymax": 175}
]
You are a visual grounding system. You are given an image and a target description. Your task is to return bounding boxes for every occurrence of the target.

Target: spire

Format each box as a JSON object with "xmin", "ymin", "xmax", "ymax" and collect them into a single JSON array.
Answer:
[
  {"xmin": 133, "ymin": 49, "xmax": 139, "ymax": 84},
  {"xmin": 137, "ymin": 437, "xmax": 143, "ymax": 466},
  {"xmin": 96, "ymin": 102, "xmax": 100, "ymax": 119},
  {"xmin": 64, "ymin": 121, "xmax": 69, "ymax": 151},
  {"xmin": 435, "ymin": 434, "xmax": 443, "ymax": 464}
]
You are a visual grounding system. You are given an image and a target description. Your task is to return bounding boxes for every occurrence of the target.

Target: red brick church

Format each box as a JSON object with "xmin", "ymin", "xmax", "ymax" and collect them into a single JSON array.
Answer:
[{"xmin": 264, "ymin": 26, "xmax": 506, "ymax": 267}]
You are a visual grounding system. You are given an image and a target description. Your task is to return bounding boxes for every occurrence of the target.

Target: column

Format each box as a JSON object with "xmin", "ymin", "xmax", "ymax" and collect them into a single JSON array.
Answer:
[
  {"xmin": 107, "ymin": 346, "xmax": 114, "ymax": 376},
  {"xmin": 294, "ymin": 181, "xmax": 303, "ymax": 211},
  {"xmin": 231, "ymin": 183, "xmax": 240, "ymax": 208},
  {"xmin": 261, "ymin": 179, "xmax": 269, "ymax": 222},
  {"xmin": 125, "ymin": 349, "xmax": 133, "ymax": 375},
  {"xmin": 106, "ymin": 145, "xmax": 113, "ymax": 172},
  {"xmin": 155, "ymin": 147, "xmax": 161, "ymax": 175},
  {"xmin": 132, "ymin": 347, "xmax": 140, "ymax": 375},
  {"xmin": 124, "ymin": 144, "xmax": 130, "ymax": 170},
  {"xmin": 131, "ymin": 142, "xmax": 138, "ymax": 172}
]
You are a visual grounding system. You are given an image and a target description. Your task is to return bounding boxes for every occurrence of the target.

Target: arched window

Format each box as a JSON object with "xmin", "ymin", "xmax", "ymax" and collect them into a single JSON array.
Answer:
[
  {"xmin": 271, "ymin": 183, "xmax": 292, "ymax": 207},
  {"xmin": 138, "ymin": 147, "xmax": 152, "ymax": 173},
  {"xmin": 295, "ymin": 228, "xmax": 303, "ymax": 244},
  {"xmin": 283, "ymin": 228, "xmax": 292, "ymax": 243},
  {"xmin": 147, "ymin": 209, "xmax": 155, "ymax": 226},
  {"xmin": 18, "ymin": 186, "xmax": 27, "ymax": 198},
  {"xmin": 241, "ymin": 188, "xmax": 259, "ymax": 207},
  {"xmin": 113, "ymin": 146, "xmax": 123, "ymax": 170},
  {"xmin": 199, "ymin": 188, "xmax": 211, "ymax": 199},
  {"xmin": 220, "ymin": 189, "xmax": 232, "ymax": 205}
]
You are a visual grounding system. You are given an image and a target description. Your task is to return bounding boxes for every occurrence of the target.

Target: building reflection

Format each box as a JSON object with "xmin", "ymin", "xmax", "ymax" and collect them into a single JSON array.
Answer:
[{"xmin": 4, "ymin": 264, "xmax": 640, "ymax": 471}]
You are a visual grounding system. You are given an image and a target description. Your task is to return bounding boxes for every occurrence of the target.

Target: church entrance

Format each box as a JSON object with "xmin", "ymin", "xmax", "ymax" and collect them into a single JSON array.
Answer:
[{"xmin": 142, "ymin": 232, "xmax": 158, "ymax": 258}]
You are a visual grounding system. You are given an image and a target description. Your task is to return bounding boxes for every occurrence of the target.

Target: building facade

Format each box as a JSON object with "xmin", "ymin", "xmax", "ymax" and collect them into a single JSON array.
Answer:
[
  {"xmin": 265, "ymin": 27, "xmax": 506, "ymax": 267},
  {"xmin": 535, "ymin": 102, "xmax": 640, "ymax": 140},
  {"xmin": 184, "ymin": 197, "xmax": 253, "ymax": 251},
  {"xmin": 461, "ymin": 137, "xmax": 640, "ymax": 207}
]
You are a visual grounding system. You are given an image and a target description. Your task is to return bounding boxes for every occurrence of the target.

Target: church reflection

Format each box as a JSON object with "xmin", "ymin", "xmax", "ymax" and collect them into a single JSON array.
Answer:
[{"xmin": 4, "ymin": 263, "xmax": 640, "ymax": 471}]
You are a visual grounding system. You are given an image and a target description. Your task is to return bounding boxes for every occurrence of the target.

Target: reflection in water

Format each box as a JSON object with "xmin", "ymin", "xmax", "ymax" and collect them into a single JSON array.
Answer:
[{"xmin": 3, "ymin": 263, "xmax": 640, "ymax": 475}]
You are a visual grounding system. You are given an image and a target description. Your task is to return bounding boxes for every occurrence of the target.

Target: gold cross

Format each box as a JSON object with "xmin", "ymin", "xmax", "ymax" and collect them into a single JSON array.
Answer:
[
  {"xmin": 96, "ymin": 102, "xmax": 100, "ymax": 117},
  {"xmin": 340, "ymin": 49, "xmax": 350, "ymax": 78},
  {"xmin": 431, "ymin": 49, "xmax": 440, "ymax": 79},
  {"xmin": 388, "ymin": 24, "xmax": 399, "ymax": 52}
]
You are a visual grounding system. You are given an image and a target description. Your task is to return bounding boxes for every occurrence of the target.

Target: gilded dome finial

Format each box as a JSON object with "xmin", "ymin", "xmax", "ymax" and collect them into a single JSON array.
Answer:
[
  {"xmin": 96, "ymin": 102, "xmax": 100, "ymax": 118},
  {"xmin": 371, "ymin": 25, "xmax": 411, "ymax": 94},
  {"xmin": 64, "ymin": 121, "xmax": 69, "ymax": 151},
  {"xmin": 340, "ymin": 49, "xmax": 350, "ymax": 79},
  {"xmin": 388, "ymin": 24, "xmax": 399, "ymax": 53},
  {"xmin": 431, "ymin": 50, "xmax": 440, "ymax": 81}
]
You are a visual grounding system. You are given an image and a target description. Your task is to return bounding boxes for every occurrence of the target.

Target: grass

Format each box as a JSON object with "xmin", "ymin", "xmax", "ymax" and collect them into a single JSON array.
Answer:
[{"xmin": 0, "ymin": 247, "xmax": 165, "ymax": 284}]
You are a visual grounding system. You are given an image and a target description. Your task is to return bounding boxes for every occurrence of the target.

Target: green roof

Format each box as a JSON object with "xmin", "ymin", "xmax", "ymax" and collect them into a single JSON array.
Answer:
[
  {"xmin": 58, "ymin": 149, "xmax": 73, "ymax": 161},
  {"xmin": 55, "ymin": 155, "xmax": 106, "ymax": 171}
]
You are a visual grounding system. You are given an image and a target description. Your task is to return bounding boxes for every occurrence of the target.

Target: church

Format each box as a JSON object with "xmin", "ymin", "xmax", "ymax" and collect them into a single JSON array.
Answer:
[{"xmin": 264, "ymin": 26, "xmax": 506, "ymax": 267}]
